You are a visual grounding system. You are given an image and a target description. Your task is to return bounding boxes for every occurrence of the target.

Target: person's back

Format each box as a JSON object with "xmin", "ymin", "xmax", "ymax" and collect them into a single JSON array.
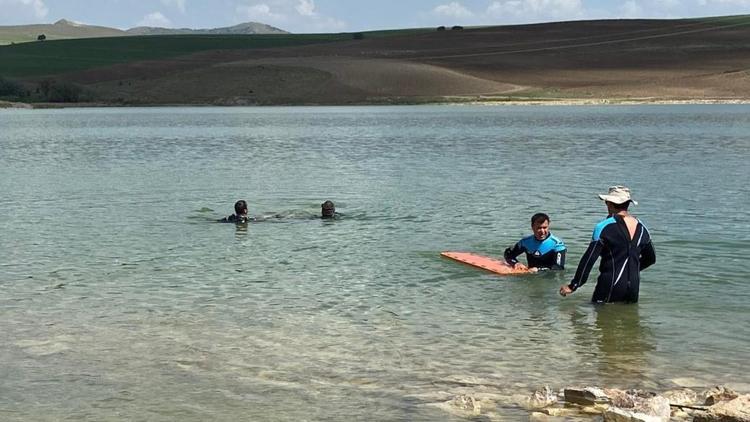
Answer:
[
  {"xmin": 561, "ymin": 186, "xmax": 656, "ymax": 303},
  {"xmin": 581, "ymin": 214, "xmax": 654, "ymax": 303}
]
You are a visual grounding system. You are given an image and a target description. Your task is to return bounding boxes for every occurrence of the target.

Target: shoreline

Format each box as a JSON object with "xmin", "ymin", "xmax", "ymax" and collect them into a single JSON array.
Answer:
[{"xmin": 3, "ymin": 97, "xmax": 750, "ymax": 109}]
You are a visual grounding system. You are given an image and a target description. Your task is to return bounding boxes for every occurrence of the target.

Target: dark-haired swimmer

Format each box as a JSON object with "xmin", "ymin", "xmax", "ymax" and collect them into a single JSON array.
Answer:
[
  {"xmin": 504, "ymin": 212, "xmax": 566, "ymax": 271},
  {"xmin": 219, "ymin": 200, "xmax": 250, "ymax": 223},
  {"xmin": 321, "ymin": 200, "xmax": 340, "ymax": 219}
]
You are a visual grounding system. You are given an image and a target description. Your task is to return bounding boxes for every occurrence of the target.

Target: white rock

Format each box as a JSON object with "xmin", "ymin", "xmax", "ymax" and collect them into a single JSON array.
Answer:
[
  {"xmin": 694, "ymin": 395, "xmax": 750, "ymax": 422},
  {"xmin": 663, "ymin": 389, "xmax": 698, "ymax": 406},
  {"xmin": 703, "ymin": 386, "xmax": 740, "ymax": 405}
]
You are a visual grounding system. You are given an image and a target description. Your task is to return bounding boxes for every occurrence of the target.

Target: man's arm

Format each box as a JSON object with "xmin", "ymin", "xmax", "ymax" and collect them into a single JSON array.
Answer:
[
  {"xmin": 560, "ymin": 241, "xmax": 602, "ymax": 296},
  {"xmin": 504, "ymin": 241, "xmax": 525, "ymax": 266},
  {"xmin": 640, "ymin": 241, "xmax": 655, "ymax": 271},
  {"xmin": 550, "ymin": 249, "xmax": 566, "ymax": 270}
]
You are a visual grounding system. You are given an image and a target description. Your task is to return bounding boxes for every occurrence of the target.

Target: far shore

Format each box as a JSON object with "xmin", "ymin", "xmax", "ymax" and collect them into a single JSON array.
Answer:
[{"xmin": 3, "ymin": 97, "xmax": 750, "ymax": 109}]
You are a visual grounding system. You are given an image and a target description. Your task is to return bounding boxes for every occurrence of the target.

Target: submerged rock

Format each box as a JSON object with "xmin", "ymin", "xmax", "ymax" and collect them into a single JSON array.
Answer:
[
  {"xmin": 539, "ymin": 407, "xmax": 582, "ymax": 417},
  {"xmin": 523, "ymin": 385, "xmax": 558, "ymax": 409},
  {"xmin": 432, "ymin": 394, "xmax": 486, "ymax": 418},
  {"xmin": 603, "ymin": 406, "xmax": 665, "ymax": 422}
]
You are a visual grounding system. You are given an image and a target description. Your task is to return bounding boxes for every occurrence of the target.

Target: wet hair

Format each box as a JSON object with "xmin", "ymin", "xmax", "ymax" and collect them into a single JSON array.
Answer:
[
  {"xmin": 234, "ymin": 200, "xmax": 248, "ymax": 215},
  {"xmin": 609, "ymin": 200, "xmax": 631, "ymax": 211},
  {"xmin": 321, "ymin": 200, "xmax": 335, "ymax": 217},
  {"xmin": 531, "ymin": 213, "xmax": 550, "ymax": 226}
]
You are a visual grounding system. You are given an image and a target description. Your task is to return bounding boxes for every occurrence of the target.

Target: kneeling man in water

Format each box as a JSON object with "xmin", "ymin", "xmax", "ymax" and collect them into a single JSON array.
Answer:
[
  {"xmin": 219, "ymin": 200, "xmax": 250, "ymax": 224},
  {"xmin": 504, "ymin": 213, "xmax": 567, "ymax": 271},
  {"xmin": 560, "ymin": 186, "xmax": 656, "ymax": 303}
]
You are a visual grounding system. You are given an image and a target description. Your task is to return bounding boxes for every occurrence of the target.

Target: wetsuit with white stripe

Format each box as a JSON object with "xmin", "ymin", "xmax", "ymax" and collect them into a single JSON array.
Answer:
[
  {"xmin": 567, "ymin": 215, "xmax": 655, "ymax": 303},
  {"xmin": 504, "ymin": 233, "xmax": 567, "ymax": 270}
]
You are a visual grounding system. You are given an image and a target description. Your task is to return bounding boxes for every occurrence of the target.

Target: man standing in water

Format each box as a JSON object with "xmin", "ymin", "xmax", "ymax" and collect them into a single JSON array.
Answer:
[
  {"xmin": 560, "ymin": 186, "xmax": 656, "ymax": 303},
  {"xmin": 504, "ymin": 213, "xmax": 567, "ymax": 271},
  {"xmin": 219, "ymin": 200, "xmax": 249, "ymax": 223}
]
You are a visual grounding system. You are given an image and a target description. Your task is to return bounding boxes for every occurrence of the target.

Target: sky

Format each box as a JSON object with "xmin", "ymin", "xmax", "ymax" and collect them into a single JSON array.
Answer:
[{"xmin": 0, "ymin": 0, "xmax": 748, "ymax": 32}]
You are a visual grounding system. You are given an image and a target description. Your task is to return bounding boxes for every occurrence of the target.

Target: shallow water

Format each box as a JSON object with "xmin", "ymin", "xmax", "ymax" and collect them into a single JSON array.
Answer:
[{"xmin": 1, "ymin": 105, "xmax": 749, "ymax": 421}]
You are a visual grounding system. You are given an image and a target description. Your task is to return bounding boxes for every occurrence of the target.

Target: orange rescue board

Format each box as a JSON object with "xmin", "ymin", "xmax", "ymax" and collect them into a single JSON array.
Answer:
[{"xmin": 441, "ymin": 251, "xmax": 532, "ymax": 275}]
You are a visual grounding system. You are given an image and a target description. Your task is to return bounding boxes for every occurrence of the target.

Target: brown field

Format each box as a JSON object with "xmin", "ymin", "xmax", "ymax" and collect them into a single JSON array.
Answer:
[{"xmin": 49, "ymin": 17, "xmax": 750, "ymax": 105}]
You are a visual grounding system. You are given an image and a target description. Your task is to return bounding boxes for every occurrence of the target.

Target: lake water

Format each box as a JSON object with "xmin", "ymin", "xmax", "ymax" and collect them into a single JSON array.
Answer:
[{"xmin": 1, "ymin": 105, "xmax": 748, "ymax": 421}]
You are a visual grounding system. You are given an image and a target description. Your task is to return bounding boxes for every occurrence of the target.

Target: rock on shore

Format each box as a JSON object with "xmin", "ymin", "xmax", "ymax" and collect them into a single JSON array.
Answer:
[{"xmin": 434, "ymin": 384, "xmax": 750, "ymax": 421}]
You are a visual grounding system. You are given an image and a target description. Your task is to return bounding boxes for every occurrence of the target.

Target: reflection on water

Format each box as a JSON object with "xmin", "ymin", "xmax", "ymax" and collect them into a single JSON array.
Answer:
[
  {"xmin": 569, "ymin": 304, "xmax": 655, "ymax": 387},
  {"xmin": 1, "ymin": 105, "xmax": 749, "ymax": 421}
]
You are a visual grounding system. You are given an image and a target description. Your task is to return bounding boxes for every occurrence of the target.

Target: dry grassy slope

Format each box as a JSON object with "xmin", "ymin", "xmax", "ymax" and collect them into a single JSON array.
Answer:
[
  {"xmin": 0, "ymin": 21, "xmax": 126, "ymax": 45},
  {"xmin": 63, "ymin": 17, "xmax": 750, "ymax": 104}
]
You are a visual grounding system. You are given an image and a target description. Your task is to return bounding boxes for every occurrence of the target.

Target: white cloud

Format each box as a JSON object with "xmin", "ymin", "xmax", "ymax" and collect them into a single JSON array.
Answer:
[
  {"xmin": 656, "ymin": 0, "xmax": 681, "ymax": 7},
  {"xmin": 615, "ymin": 0, "xmax": 684, "ymax": 18},
  {"xmin": 433, "ymin": 2, "xmax": 474, "ymax": 18},
  {"xmin": 619, "ymin": 0, "xmax": 642, "ymax": 17},
  {"xmin": 305, "ymin": 15, "xmax": 347, "ymax": 31},
  {"xmin": 487, "ymin": 0, "xmax": 585, "ymax": 23},
  {"xmin": 486, "ymin": 0, "xmax": 584, "ymax": 22},
  {"xmin": 236, "ymin": 3, "xmax": 286, "ymax": 22},
  {"xmin": 0, "ymin": 0, "xmax": 48, "ymax": 22},
  {"xmin": 699, "ymin": 0, "xmax": 750, "ymax": 4},
  {"xmin": 137, "ymin": 11, "xmax": 172, "ymax": 27},
  {"xmin": 295, "ymin": 0, "xmax": 315, "ymax": 16},
  {"xmin": 235, "ymin": 0, "xmax": 347, "ymax": 32},
  {"xmin": 161, "ymin": 0, "xmax": 187, "ymax": 14}
]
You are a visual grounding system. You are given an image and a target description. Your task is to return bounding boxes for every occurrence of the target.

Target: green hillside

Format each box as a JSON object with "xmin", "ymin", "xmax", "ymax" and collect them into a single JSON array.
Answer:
[
  {"xmin": 0, "ymin": 29, "xmax": 433, "ymax": 78},
  {"xmin": 0, "ymin": 34, "xmax": 349, "ymax": 78}
]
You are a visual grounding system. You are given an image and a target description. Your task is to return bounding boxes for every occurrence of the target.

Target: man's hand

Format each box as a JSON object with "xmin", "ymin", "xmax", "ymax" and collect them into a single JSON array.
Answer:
[
  {"xmin": 513, "ymin": 262, "xmax": 529, "ymax": 271},
  {"xmin": 559, "ymin": 285, "xmax": 574, "ymax": 297}
]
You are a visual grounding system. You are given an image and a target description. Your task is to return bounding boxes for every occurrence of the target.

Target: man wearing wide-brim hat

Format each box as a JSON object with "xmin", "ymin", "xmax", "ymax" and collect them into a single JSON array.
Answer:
[{"xmin": 559, "ymin": 186, "xmax": 656, "ymax": 303}]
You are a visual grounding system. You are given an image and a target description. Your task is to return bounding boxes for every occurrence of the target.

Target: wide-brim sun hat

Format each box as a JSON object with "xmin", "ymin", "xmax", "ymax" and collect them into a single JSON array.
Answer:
[{"xmin": 598, "ymin": 185, "xmax": 638, "ymax": 205}]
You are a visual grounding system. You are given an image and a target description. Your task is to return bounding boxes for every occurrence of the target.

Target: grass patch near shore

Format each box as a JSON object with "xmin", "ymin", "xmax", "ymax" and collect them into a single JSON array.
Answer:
[
  {"xmin": 695, "ymin": 14, "xmax": 750, "ymax": 24},
  {"xmin": 0, "ymin": 29, "xmax": 431, "ymax": 78}
]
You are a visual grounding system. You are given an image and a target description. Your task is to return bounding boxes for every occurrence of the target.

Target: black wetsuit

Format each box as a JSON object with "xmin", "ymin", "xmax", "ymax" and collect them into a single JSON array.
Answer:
[
  {"xmin": 567, "ymin": 215, "xmax": 656, "ymax": 303},
  {"xmin": 219, "ymin": 214, "xmax": 248, "ymax": 224},
  {"xmin": 504, "ymin": 233, "xmax": 567, "ymax": 270}
]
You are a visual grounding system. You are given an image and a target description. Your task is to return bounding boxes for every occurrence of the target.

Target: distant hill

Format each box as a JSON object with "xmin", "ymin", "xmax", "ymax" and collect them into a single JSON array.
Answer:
[
  {"xmin": 126, "ymin": 22, "xmax": 288, "ymax": 36},
  {"xmin": 0, "ymin": 19, "xmax": 288, "ymax": 45},
  {"xmin": 0, "ymin": 19, "xmax": 125, "ymax": 44}
]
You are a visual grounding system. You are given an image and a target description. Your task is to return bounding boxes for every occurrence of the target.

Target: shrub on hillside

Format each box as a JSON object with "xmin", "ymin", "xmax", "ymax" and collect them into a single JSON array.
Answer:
[
  {"xmin": 36, "ymin": 79, "xmax": 91, "ymax": 103},
  {"xmin": 0, "ymin": 77, "xmax": 26, "ymax": 97},
  {"xmin": 47, "ymin": 82, "xmax": 84, "ymax": 102}
]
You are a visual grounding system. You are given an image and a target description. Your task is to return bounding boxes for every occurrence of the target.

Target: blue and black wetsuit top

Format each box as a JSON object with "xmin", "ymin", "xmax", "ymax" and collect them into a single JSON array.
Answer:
[
  {"xmin": 504, "ymin": 233, "xmax": 567, "ymax": 270},
  {"xmin": 567, "ymin": 215, "xmax": 656, "ymax": 303}
]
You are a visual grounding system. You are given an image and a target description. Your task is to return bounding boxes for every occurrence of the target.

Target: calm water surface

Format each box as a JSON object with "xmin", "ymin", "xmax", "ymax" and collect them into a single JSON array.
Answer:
[{"xmin": 1, "ymin": 105, "xmax": 749, "ymax": 421}]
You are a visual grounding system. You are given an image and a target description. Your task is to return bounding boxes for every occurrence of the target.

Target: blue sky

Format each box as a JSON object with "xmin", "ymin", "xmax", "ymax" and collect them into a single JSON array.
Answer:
[{"xmin": 0, "ymin": 0, "xmax": 748, "ymax": 32}]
